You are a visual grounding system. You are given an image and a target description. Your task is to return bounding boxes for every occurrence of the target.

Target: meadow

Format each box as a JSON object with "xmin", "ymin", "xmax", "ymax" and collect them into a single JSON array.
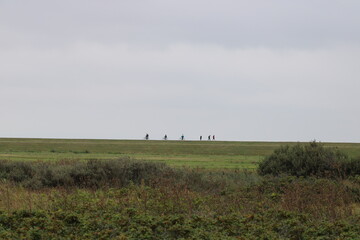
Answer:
[
  {"xmin": 1, "ymin": 138, "xmax": 360, "ymax": 169},
  {"xmin": 0, "ymin": 138, "xmax": 359, "ymax": 239}
]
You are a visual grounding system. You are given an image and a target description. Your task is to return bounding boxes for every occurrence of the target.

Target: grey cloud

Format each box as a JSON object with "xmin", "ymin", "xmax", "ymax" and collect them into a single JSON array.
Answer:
[
  {"xmin": 1, "ymin": 1, "xmax": 360, "ymax": 141},
  {"xmin": 1, "ymin": 0, "xmax": 360, "ymax": 48}
]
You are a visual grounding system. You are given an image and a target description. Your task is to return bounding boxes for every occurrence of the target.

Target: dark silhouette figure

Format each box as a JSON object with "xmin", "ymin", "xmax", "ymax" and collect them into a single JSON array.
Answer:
[
  {"xmin": 208, "ymin": 135, "xmax": 211, "ymax": 140},
  {"xmin": 213, "ymin": 135, "xmax": 215, "ymax": 140},
  {"xmin": 200, "ymin": 136, "xmax": 202, "ymax": 141},
  {"xmin": 145, "ymin": 134, "xmax": 149, "ymax": 140},
  {"xmin": 181, "ymin": 134, "xmax": 184, "ymax": 140},
  {"xmin": 164, "ymin": 134, "xmax": 168, "ymax": 140}
]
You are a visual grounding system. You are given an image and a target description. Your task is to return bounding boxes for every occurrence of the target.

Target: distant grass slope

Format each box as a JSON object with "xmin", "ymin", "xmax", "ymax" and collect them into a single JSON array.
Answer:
[{"xmin": 0, "ymin": 138, "xmax": 360, "ymax": 169}]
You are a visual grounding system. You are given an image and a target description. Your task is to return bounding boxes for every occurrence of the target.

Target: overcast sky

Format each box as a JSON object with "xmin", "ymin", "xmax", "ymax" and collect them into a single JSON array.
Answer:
[{"xmin": 1, "ymin": 0, "xmax": 360, "ymax": 142}]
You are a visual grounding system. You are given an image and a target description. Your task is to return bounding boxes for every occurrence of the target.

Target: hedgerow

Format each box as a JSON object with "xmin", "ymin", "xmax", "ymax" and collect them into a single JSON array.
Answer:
[
  {"xmin": 0, "ymin": 158, "xmax": 170, "ymax": 189},
  {"xmin": 0, "ymin": 159, "xmax": 259, "ymax": 192}
]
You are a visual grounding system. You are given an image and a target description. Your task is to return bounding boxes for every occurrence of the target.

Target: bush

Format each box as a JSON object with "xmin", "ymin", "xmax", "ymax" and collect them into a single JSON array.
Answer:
[
  {"xmin": 0, "ymin": 159, "xmax": 171, "ymax": 189},
  {"xmin": 0, "ymin": 159, "xmax": 258, "ymax": 191},
  {"xmin": 258, "ymin": 141, "xmax": 356, "ymax": 178},
  {"xmin": 343, "ymin": 157, "xmax": 360, "ymax": 176}
]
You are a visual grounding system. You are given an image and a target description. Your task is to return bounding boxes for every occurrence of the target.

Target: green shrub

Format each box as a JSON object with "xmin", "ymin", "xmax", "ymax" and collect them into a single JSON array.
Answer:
[
  {"xmin": 258, "ymin": 141, "xmax": 354, "ymax": 178},
  {"xmin": 0, "ymin": 159, "xmax": 171, "ymax": 189},
  {"xmin": 0, "ymin": 159, "xmax": 253, "ymax": 192},
  {"xmin": 343, "ymin": 157, "xmax": 360, "ymax": 176},
  {"xmin": 0, "ymin": 159, "xmax": 260, "ymax": 191},
  {"xmin": 0, "ymin": 161, "xmax": 35, "ymax": 182}
]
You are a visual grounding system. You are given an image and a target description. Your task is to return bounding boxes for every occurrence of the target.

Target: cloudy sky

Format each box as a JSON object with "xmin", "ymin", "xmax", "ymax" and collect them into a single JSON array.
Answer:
[{"xmin": 1, "ymin": 0, "xmax": 360, "ymax": 142}]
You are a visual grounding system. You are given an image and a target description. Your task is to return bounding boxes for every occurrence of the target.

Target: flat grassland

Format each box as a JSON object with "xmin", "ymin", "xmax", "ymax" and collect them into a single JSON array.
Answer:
[{"xmin": 1, "ymin": 138, "xmax": 360, "ymax": 169}]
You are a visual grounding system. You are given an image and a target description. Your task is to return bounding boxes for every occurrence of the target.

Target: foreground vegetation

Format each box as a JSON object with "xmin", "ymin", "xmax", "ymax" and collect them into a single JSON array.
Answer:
[
  {"xmin": 0, "ymin": 139, "xmax": 359, "ymax": 239},
  {"xmin": 0, "ymin": 158, "xmax": 359, "ymax": 239},
  {"xmin": 1, "ymin": 181, "xmax": 359, "ymax": 239}
]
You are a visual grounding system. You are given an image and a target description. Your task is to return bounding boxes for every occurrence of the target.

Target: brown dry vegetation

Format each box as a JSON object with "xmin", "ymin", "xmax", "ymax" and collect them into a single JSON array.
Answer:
[{"xmin": 0, "ymin": 160, "xmax": 359, "ymax": 239}]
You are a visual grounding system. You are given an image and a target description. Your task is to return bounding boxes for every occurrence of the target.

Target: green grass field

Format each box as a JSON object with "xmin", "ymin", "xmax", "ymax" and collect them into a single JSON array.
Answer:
[{"xmin": 1, "ymin": 138, "xmax": 360, "ymax": 169}]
